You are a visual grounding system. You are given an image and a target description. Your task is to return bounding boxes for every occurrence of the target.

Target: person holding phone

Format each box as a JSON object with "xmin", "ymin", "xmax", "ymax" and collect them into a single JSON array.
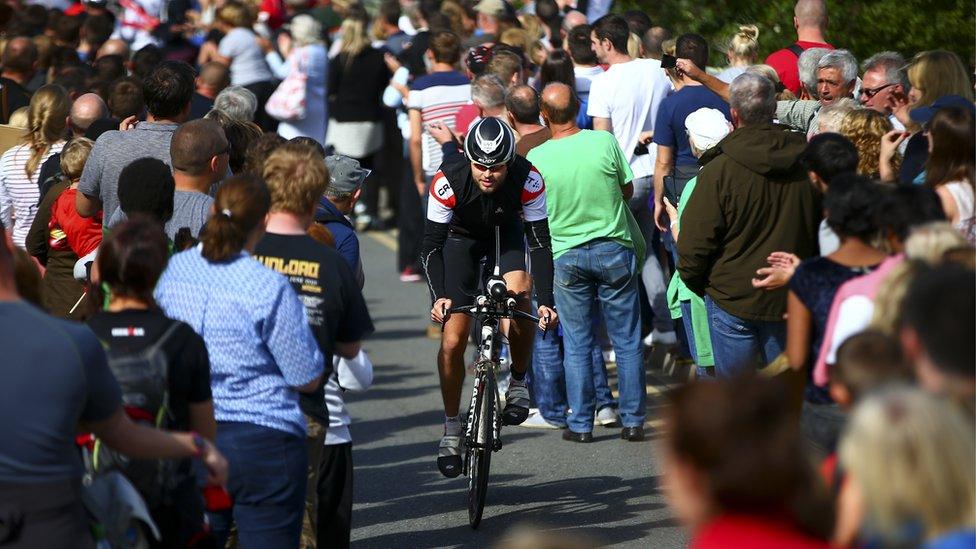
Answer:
[{"xmin": 652, "ymin": 35, "xmax": 731, "ymax": 253}]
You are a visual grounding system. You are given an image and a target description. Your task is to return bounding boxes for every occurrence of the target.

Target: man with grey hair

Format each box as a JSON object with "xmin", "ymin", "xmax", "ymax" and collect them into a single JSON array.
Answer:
[
  {"xmin": 797, "ymin": 47, "xmax": 830, "ymax": 99},
  {"xmin": 765, "ymin": 0, "xmax": 834, "ymax": 95},
  {"xmin": 677, "ymin": 72, "xmax": 820, "ymax": 377},
  {"xmin": 816, "ymin": 49, "xmax": 857, "ymax": 106},
  {"xmin": 458, "ymin": 74, "xmax": 507, "ymax": 135},
  {"xmin": 860, "ymin": 51, "xmax": 911, "ymax": 122},
  {"xmin": 315, "ymin": 155, "xmax": 369, "ymax": 288},
  {"xmin": 213, "ymin": 85, "xmax": 258, "ymax": 122}
]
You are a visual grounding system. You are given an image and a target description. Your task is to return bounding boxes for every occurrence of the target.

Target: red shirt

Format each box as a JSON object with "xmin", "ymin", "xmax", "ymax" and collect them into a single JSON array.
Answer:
[
  {"xmin": 691, "ymin": 514, "xmax": 829, "ymax": 549},
  {"xmin": 765, "ymin": 41, "xmax": 834, "ymax": 96},
  {"xmin": 50, "ymin": 188, "xmax": 102, "ymax": 258},
  {"xmin": 454, "ymin": 104, "xmax": 481, "ymax": 137}
]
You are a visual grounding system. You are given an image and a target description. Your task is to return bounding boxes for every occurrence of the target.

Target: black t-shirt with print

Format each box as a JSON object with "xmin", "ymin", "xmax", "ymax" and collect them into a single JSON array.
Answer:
[
  {"xmin": 87, "ymin": 309, "xmax": 212, "ymax": 432},
  {"xmin": 254, "ymin": 233, "xmax": 374, "ymax": 425}
]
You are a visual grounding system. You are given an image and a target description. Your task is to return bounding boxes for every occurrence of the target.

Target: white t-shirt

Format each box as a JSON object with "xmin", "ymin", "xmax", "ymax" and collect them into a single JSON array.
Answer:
[
  {"xmin": 587, "ymin": 58, "xmax": 673, "ymax": 178},
  {"xmin": 219, "ymin": 28, "xmax": 274, "ymax": 87}
]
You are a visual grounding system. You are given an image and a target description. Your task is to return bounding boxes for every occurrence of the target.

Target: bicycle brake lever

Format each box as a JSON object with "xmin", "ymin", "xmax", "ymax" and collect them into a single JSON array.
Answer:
[{"xmin": 440, "ymin": 304, "xmax": 448, "ymax": 332}]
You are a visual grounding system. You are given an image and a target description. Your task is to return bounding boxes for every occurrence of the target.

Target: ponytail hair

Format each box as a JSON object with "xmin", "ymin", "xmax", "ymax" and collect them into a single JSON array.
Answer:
[
  {"xmin": 727, "ymin": 24, "xmax": 760, "ymax": 64},
  {"xmin": 25, "ymin": 84, "xmax": 71, "ymax": 178},
  {"xmin": 199, "ymin": 175, "xmax": 270, "ymax": 262}
]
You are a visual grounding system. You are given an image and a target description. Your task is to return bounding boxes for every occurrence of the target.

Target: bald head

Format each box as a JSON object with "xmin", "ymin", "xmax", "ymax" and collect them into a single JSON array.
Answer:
[
  {"xmin": 70, "ymin": 93, "xmax": 108, "ymax": 134},
  {"xmin": 505, "ymin": 85, "xmax": 541, "ymax": 125},
  {"xmin": 97, "ymin": 39, "xmax": 130, "ymax": 60},
  {"xmin": 170, "ymin": 119, "xmax": 228, "ymax": 177},
  {"xmin": 562, "ymin": 10, "xmax": 587, "ymax": 31},
  {"xmin": 540, "ymin": 82, "xmax": 578, "ymax": 125},
  {"xmin": 794, "ymin": 0, "xmax": 827, "ymax": 30},
  {"xmin": 1, "ymin": 37, "xmax": 38, "ymax": 78}
]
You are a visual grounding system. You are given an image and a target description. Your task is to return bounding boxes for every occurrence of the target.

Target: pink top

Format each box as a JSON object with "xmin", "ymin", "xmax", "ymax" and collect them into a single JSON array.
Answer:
[{"xmin": 813, "ymin": 254, "xmax": 904, "ymax": 386}]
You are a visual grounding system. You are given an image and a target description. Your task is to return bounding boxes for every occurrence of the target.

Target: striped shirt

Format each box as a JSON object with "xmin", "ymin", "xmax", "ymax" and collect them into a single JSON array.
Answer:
[
  {"xmin": 0, "ymin": 141, "xmax": 65, "ymax": 248},
  {"xmin": 407, "ymin": 71, "xmax": 470, "ymax": 177}
]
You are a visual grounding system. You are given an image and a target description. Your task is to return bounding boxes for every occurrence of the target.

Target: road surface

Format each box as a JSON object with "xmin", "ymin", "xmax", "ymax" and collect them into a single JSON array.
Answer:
[{"xmin": 343, "ymin": 231, "xmax": 686, "ymax": 548}]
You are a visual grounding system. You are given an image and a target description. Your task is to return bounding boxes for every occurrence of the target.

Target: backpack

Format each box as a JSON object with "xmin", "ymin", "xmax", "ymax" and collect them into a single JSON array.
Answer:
[{"xmin": 92, "ymin": 321, "xmax": 183, "ymax": 509}]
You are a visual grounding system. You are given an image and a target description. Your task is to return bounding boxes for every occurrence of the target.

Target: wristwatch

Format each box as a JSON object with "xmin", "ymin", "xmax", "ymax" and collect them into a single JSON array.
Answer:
[{"xmin": 190, "ymin": 432, "xmax": 207, "ymax": 458}]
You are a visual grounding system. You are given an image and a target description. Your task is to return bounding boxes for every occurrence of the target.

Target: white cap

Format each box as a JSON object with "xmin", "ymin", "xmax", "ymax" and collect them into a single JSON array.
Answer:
[{"xmin": 685, "ymin": 108, "xmax": 733, "ymax": 152}]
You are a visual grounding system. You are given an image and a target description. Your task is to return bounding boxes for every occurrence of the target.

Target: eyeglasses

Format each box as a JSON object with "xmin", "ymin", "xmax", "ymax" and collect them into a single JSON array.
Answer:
[
  {"xmin": 860, "ymin": 82, "xmax": 896, "ymax": 99},
  {"xmin": 472, "ymin": 163, "xmax": 505, "ymax": 173}
]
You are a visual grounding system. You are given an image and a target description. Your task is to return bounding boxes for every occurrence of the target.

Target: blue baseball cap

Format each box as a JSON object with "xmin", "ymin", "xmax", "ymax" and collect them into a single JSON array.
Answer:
[{"xmin": 909, "ymin": 94, "xmax": 976, "ymax": 125}]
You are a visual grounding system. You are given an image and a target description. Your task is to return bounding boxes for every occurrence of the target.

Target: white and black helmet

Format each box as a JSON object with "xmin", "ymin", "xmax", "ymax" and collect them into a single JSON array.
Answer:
[{"xmin": 463, "ymin": 117, "xmax": 516, "ymax": 168}]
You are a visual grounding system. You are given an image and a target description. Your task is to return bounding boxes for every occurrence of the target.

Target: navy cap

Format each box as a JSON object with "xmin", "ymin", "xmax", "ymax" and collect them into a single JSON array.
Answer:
[{"xmin": 909, "ymin": 94, "xmax": 976, "ymax": 125}]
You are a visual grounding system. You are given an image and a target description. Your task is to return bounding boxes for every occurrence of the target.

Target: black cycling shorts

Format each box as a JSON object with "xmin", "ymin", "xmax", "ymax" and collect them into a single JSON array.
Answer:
[{"xmin": 442, "ymin": 224, "xmax": 526, "ymax": 307}]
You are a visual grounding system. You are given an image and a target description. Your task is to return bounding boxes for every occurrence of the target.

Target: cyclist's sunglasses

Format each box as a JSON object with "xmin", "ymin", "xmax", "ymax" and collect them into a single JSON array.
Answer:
[{"xmin": 472, "ymin": 162, "xmax": 506, "ymax": 173}]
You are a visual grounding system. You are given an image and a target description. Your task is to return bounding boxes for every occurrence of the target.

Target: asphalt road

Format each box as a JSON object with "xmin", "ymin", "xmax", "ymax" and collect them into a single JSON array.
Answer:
[{"xmin": 344, "ymin": 231, "xmax": 686, "ymax": 548}]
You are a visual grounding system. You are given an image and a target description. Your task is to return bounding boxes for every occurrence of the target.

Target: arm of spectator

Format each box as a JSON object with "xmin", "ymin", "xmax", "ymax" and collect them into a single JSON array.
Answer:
[
  {"xmin": 336, "ymin": 351, "xmax": 374, "ymax": 392},
  {"xmin": 382, "ymin": 66, "xmax": 410, "ymax": 108},
  {"xmin": 188, "ymin": 401, "xmax": 217, "ymax": 441},
  {"xmin": 676, "ymin": 58, "xmax": 729, "ymax": 102},
  {"xmin": 264, "ymin": 283, "xmax": 325, "ymax": 393},
  {"xmin": 0, "ymin": 174, "xmax": 11, "ymax": 232},
  {"xmin": 653, "ymin": 145, "xmax": 674, "ymax": 231},
  {"xmin": 86, "ymin": 408, "xmax": 227, "ymax": 485},
  {"xmin": 776, "ymin": 100, "xmax": 820, "ymax": 133},
  {"xmin": 879, "ymin": 130, "xmax": 909, "ymax": 183},
  {"xmin": 265, "ymin": 50, "xmax": 288, "ymax": 80},
  {"xmin": 75, "ymin": 191, "xmax": 101, "ymax": 218},
  {"xmin": 26, "ymin": 185, "xmax": 60, "ymax": 265},
  {"xmin": 620, "ymin": 182, "xmax": 634, "ymax": 200},
  {"xmin": 76, "ymin": 141, "xmax": 104, "ymax": 218},
  {"xmin": 751, "ymin": 252, "xmax": 800, "ymax": 290},
  {"xmin": 786, "ymin": 290, "xmax": 811, "ymax": 370},
  {"xmin": 409, "ymin": 109, "xmax": 425, "ymax": 195},
  {"xmin": 676, "ymin": 170, "xmax": 725, "ymax": 296},
  {"xmin": 592, "ymin": 117, "xmax": 612, "ymax": 132},
  {"xmin": 664, "ymin": 197, "xmax": 679, "ymax": 241}
]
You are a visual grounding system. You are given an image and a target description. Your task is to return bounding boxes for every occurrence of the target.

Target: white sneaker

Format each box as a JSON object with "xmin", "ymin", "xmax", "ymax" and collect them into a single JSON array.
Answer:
[
  {"xmin": 519, "ymin": 410, "xmax": 564, "ymax": 429},
  {"xmin": 595, "ymin": 406, "xmax": 620, "ymax": 427},
  {"xmin": 644, "ymin": 329, "xmax": 678, "ymax": 347}
]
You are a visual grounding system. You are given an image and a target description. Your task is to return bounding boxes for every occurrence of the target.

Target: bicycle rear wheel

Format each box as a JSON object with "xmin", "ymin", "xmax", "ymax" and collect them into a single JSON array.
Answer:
[{"xmin": 467, "ymin": 370, "xmax": 496, "ymax": 528}]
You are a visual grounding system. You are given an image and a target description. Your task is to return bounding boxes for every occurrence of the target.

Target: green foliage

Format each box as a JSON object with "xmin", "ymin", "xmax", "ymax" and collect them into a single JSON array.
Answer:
[{"xmin": 614, "ymin": 0, "xmax": 975, "ymax": 68}]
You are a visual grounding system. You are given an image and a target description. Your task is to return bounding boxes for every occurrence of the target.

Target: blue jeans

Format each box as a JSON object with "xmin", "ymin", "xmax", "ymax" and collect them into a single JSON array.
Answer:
[
  {"xmin": 554, "ymin": 240, "xmax": 645, "ymax": 432},
  {"xmin": 705, "ymin": 296, "xmax": 785, "ymax": 378},
  {"xmin": 531, "ymin": 304, "xmax": 616, "ymax": 426},
  {"xmin": 210, "ymin": 422, "xmax": 307, "ymax": 548}
]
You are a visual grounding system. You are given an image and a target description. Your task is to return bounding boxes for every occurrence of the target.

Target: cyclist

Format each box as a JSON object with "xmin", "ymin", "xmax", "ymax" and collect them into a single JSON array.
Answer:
[{"xmin": 422, "ymin": 117, "xmax": 558, "ymax": 478}]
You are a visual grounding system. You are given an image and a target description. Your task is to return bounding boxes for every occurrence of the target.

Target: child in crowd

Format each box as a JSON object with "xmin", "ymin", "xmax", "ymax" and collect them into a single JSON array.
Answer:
[{"xmin": 47, "ymin": 138, "xmax": 100, "ymax": 268}]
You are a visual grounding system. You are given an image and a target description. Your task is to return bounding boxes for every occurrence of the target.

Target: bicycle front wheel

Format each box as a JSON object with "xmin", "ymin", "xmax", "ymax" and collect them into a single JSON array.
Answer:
[{"xmin": 467, "ymin": 371, "xmax": 496, "ymax": 528}]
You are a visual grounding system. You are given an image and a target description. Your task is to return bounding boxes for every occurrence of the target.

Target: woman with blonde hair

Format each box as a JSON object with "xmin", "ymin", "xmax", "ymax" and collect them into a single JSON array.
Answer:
[
  {"xmin": 869, "ymin": 222, "xmax": 970, "ymax": 336},
  {"xmin": 717, "ymin": 25, "xmax": 759, "ymax": 83},
  {"xmin": 325, "ymin": 13, "xmax": 390, "ymax": 228},
  {"xmin": 840, "ymin": 387, "xmax": 975, "ymax": 548},
  {"xmin": 904, "ymin": 50, "xmax": 973, "ymax": 112},
  {"xmin": 839, "ymin": 108, "xmax": 895, "ymax": 178},
  {"xmin": 0, "ymin": 84, "xmax": 70, "ymax": 249},
  {"xmin": 26, "ymin": 137, "xmax": 97, "ymax": 320}
]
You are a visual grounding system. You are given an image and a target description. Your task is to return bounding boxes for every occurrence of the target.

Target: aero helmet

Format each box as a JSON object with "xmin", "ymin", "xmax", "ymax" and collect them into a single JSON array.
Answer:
[{"xmin": 464, "ymin": 117, "xmax": 516, "ymax": 168}]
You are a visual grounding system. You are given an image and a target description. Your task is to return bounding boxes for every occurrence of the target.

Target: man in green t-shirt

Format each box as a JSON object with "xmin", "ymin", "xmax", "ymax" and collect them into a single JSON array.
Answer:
[{"xmin": 527, "ymin": 83, "xmax": 647, "ymax": 443}]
